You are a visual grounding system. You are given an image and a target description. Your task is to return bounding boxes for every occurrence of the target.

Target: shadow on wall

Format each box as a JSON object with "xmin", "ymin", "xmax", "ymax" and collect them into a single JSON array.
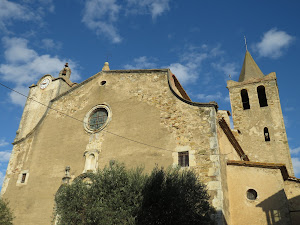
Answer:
[
  {"xmin": 289, "ymin": 195, "xmax": 300, "ymax": 225},
  {"xmin": 257, "ymin": 189, "xmax": 300, "ymax": 225},
  {"xmin": 217, "ymin": 210, "xmax": 228, "ymax": 225}
]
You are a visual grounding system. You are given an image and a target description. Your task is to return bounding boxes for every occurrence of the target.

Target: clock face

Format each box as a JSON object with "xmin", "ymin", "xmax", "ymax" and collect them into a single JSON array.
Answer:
[{"xmin": 40, "ymin": 78, "xmax": 50, "ymax": 89}]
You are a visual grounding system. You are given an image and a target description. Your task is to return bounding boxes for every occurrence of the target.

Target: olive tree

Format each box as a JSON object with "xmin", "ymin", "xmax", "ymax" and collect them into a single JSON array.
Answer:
[
  {"xmin": 54, "ymin": 162, "xmax": 215, "ymax": 225},
  {"xmin": 0, "ymin": 198, "xmax": 13, "ymax": 225}
]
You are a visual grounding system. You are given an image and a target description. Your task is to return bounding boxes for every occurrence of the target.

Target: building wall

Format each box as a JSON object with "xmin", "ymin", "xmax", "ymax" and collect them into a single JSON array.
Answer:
[
  {"xmin": 1, "ymin": 70, "xmax": 224, "ymax": 225},
  {"xmin": 15, "ymin": 75, "xmax": 72, "ymax": 140},
  {"xmin": 227, "ymin": 73, "xmax": 294, "ymax": 175},
  {"xmin": 284, "ymin": 180, "xmax": 300, "ymax": 225},
  {"xmin": 227, "ymin": 165, "xmax": 291, "ymax": 225},
  {"xmin": 217, "ymin": 110, "xmax": 241, "ymax": 224}
]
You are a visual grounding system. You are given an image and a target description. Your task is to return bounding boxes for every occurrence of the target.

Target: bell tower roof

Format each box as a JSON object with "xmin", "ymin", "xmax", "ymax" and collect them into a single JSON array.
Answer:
[{"xmin": 238, "ymin": 51, "xmax": 264, "ymax": 82}]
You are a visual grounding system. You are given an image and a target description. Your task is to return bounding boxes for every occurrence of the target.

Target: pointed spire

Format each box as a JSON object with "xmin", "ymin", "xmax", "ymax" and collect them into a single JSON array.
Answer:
[
  {"xmin": 238, "ymin": 51, "xmax": 264, "ymax": 82},
  {"xmin": 102, "ymin": 62, "xmax": 110, "ymax": 71}
]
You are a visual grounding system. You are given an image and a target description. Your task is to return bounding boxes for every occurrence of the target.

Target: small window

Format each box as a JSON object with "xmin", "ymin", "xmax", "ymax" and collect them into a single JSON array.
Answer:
[
  {"xmin": 178, "ymin": 151, "xmax": 189, "ymax": 167},
  {"xmin": 21, "ymin": 173, "xmax": 27, "ymax": 183},
  {"xmin": 241, "ymin": 89, "xmax": 250, "ymax": 110},
  {"xmin": 264, "ymin": 127, "xmax": 270, "ymax": 142},
  {"xmin": 247, "ymin": 189, "xmax": 258, "ymax": 200},
  {"xmin": 257, "ymin": 85, "xmax": 268, "ymax": 107},
  {"xmin": 16, "ymin": 170, "xmax": 29, "ymax": 186}
]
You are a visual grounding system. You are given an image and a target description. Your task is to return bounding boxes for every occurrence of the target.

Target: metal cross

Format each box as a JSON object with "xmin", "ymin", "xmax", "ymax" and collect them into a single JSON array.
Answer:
[{"xmin": 244, "ymin": 36, "xmax": 248, "ymax": 51}]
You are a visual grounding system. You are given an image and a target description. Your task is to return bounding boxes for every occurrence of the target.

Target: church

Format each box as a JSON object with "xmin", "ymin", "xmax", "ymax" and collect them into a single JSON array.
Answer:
[{"xmin": 1, "ymin": 51, "xmax": 299, "ymax": 225}]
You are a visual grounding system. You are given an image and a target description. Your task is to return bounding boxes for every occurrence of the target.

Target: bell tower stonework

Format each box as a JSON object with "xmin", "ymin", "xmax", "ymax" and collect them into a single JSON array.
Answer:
[
  {"xmin": 14, "ymin": 63, "xmax": 76, "ymax": 142},
  {"xmin": 227, "ymin": 51, "xmax": 294, "ymax": 175}
]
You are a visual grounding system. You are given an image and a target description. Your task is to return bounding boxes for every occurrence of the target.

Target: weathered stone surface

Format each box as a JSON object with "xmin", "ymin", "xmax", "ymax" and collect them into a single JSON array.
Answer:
[
  {"xmin": 1, "ymin": 69, "xmax": 223, "ymax": 225},
  {"xmin": 2, "ymin": 55, "xmax": 299, "ymax": 225},
  {"xmin": 227, "ymin": 72, "xmax": 293, "ymax": 175}
]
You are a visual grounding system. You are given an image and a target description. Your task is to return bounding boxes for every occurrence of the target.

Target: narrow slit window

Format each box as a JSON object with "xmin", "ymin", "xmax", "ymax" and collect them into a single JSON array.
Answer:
[
  {"xmin": 178, "ymin": 151, "xmax": 189, "ymax": 167},
  {"xmin": 264, "ymin": 127, "xmax": 270, "ymax": 142},
  {"xmin": 241, "ymin": 89, "xmax": 250, "ymax": 110},
  {"xmin": 21, "ymin": 173, "xmax": 27, "ymax": 183},
  {"xmin": 257, "ymin": 85, "xmax": 268, "ymax": 107}
]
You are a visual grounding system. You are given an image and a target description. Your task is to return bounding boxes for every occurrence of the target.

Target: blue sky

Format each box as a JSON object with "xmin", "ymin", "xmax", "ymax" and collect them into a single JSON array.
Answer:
[{"xmin": 0, "ymin": 0, "xmax": 300, "ymax": 188}]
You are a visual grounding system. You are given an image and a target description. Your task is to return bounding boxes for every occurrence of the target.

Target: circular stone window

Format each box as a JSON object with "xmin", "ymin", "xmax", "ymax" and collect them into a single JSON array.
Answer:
[
  {"xmin": 246, "ymin": 189, "xmax": 258, "ymax": 200},
  {"xmin": 84, "ymin": 104, "xmax": 111, "ymax": 133}
]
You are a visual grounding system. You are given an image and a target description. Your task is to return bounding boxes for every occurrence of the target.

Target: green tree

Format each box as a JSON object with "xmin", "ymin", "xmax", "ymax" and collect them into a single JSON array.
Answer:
[
  {"xmin": 137, "ymin": 167, "xmax": 215, "ymax": 225},
  {"xmin": 54, "ymin": 161, "xmax": 146, "ymax": 225},
  {"xmin": 0, "ymin": 198, "xmax": 14, "ymax": 225},
  {"xmin": 54, "ymin": 162, "xmax": 215, "ymax": 225}
]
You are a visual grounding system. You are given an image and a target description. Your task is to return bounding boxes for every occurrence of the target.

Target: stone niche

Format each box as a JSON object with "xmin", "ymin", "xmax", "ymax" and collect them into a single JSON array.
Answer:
[{"xmin": 83, "ymin": 150, "xmax": 99, "ymax": 173}]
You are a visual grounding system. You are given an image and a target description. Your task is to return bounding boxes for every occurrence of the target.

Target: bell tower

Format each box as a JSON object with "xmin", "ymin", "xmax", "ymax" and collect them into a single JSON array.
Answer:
[
  {"xmin": 227, "ymin": 51, "xmax": 294, "ymax": 175},
  {"xmin": 15, "ymin": 63, "xmax": 75, "ymax": 142}
]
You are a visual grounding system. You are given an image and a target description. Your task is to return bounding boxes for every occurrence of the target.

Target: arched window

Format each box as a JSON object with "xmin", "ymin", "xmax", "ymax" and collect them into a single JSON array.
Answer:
[
  {"xmin": 257, "ymin": 85, "xmax": 268, "ymax": 107},
  {"xmin": 241, "ymin": 89, "xmax": 250, "ymax": 110},
  {"xmin": 264, "ymin": 127, "xmax": 270, "ymax": 142}
]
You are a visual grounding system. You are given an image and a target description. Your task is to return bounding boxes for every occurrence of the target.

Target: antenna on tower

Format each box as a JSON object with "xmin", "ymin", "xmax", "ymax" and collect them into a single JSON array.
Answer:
[{"xmin": 244, "ymin": 36, "xmax": 248, "ymax": 51}]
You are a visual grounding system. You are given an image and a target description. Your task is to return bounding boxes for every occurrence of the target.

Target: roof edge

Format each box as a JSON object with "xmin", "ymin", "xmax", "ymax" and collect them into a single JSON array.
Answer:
[
  {"xmin": 105, "ymin": 68, "xmax": 169, "ymax": 73},
  {"xmin": 227, "ymin": 160, "xmax": 289, "ymax": 180},
  {"xmin": 166, "ymin": 70, "xmax": 218, "ymax": 110}
]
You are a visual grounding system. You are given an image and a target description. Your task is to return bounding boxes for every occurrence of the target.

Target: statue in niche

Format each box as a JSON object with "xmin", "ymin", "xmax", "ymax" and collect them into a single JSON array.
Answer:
[{"xmin": 83, "ymin": 150, "xmax": 99, "ymax": 173}]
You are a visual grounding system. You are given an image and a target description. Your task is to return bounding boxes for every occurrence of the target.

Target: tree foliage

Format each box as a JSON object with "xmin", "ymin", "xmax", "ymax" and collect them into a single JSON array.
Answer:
[
  {"xmin": 0, "ymin": 198, "xmax": 14, "ymax": 225},
  {"xmin": 54, "ymin": 162, "xmax": 215, "ymax": 225},
  {"xmin": 137, "ymin": 167, "xmax": 214, "ymax": 225}
]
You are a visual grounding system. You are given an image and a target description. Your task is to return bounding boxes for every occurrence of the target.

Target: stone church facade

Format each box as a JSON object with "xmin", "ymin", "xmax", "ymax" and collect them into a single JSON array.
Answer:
[{"xmin": 1, "ymin": 52, "xmax": 299, "ymax": 224}]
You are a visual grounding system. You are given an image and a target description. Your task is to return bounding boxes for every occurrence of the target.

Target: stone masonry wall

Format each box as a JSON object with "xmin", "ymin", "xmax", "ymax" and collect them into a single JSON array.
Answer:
[
  {"xmin": 2, "ymin": 69, "xmax": 224, "ymax": 224},
  {"xmin": 227, "ymin": 73, "xmax": 293, "ymax": 175}
]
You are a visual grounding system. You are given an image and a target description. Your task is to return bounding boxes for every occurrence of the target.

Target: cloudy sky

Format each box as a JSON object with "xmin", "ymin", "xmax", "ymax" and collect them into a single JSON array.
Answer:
[{"xmin": 0, "ymin": 0, "xmax": 300, "ymax": 187}]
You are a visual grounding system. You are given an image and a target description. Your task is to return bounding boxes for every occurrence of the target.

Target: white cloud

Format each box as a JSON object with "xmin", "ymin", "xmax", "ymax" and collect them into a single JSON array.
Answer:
[
  {"xmin": 41, "ymin": 39, "xmax": 62, "ymax": 50},
  {"xmin": 169, "ymin": 62, "xmax": 198, "ymax": 84},
  {"xmin": 21, "ymin": 0, "xmax": 55, "ymax": 13},
  {"xmin": 292, "ymin": 157, "xmax": 300, "ymax": 177},
  {"xmin": 123, "ymin": 56, "xmax": 157, "ymax": 69},
  {"xmin": 124, "ymin": 44, "xmax": 236, "ymax": 86},
  {"xmin": 210, "ymin": 45, "xmax": 225, "ymax": 57},
  {"xmin": 284, "ymin": 107, "xmax": 294, "ymax": 112},
  {"xmin": 123, "ymin": 54, "xmax": 198, "ymax": 84},
  {"xmin": 3, "ymin": 37, "xmax": 37, "ymax": 64},
  {"xmin": 0, "ymin": 151, "xmax": 11, "ymax": 162},
  {"xmin": 126, "ymin": 0, "xmax": 170, "ymax": 19},
  {"xmin": 82, "ymin": 0, "xmax": 122, "ymax": 43},
  {"xmin": 0, "ymin": 0, "xmax": 55, "ymax": 32},
  {"xmin": 196, "ymin": 92, "xmax": 222, "ymax": 102},
  {"xmin": 254, "ymin": 28, "xmax": 294, "ymax": 59},
  {"xmin": 82, "ymin": 0, "xmax": 171, "ymax": 42},
  {"xmin": 168, "ymin": 45, "xmax": 226, "ymax": 85},
  {"xmin": 0, "ymin": 171, "xmax": 5, "ymax": 188},
  {"xmin": 9, "ymin": 85, "xmax": 29, "ymax": 107},
  {"xmin": 0, "ymin": 0, "xmax": 35, "ymax": 31},
  {"xmin": 0, "ymin": 138, "xmax": 9, "ymax": 147},
  {"xmin": 211, "ymin": 62, "xmax": 238, "ymax": 78},
  {"xmin": 224, "ymin": 95, "xmax": 230, "ymax": 102},
  {"xmin": 283, "ymin": 115, "xmax": 289, "ymax": 128},
  {"xmin": 0, "ymin": 37, "xmax": 81, "ymax": 106},
  {"xmin": 290, "ymin": 147, "xmax": 300, "ymax": 155}
]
